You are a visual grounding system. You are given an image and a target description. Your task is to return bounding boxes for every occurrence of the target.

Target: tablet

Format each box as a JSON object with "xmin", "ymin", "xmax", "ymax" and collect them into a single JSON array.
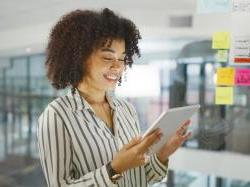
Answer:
[{"xmin": 142, "ymin": 104, "xmax": 200, "ymax": 154}]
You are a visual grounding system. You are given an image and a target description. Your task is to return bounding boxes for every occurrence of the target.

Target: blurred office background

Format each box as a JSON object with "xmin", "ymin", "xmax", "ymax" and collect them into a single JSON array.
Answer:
[{"xmin": 0, "ymin": 0, "xmax": 250, "ymax": 187}]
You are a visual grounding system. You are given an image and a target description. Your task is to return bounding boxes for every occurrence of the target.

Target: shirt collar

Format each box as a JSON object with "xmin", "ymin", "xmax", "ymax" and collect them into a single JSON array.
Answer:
[{"xmin": 66, "ymin": 88, "xmax": 121, "ymax": 112}]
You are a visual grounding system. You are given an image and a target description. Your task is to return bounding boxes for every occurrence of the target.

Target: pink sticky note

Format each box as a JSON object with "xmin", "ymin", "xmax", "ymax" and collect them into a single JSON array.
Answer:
[{"xmin": 235, "ymin": 68, "xmax": 250, "ymax": 86}]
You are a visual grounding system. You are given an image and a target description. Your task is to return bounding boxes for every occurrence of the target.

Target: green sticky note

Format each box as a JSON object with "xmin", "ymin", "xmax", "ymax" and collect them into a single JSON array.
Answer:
[{"xmin": 216, "ymin": 50, "xmax": 228, "ymax": 63}]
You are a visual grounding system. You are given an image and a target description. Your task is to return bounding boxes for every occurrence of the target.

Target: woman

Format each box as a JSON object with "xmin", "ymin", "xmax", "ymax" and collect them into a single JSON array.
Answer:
[{"xmin": 37, "ymin": 8, "xmax": 191, "ymax": 187}]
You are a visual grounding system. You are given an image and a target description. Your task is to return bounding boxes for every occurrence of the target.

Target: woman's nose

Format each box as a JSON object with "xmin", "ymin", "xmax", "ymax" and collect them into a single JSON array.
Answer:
[{"xmin": 111, "ymin": 59, "xmax": 124, "ymax": 69}]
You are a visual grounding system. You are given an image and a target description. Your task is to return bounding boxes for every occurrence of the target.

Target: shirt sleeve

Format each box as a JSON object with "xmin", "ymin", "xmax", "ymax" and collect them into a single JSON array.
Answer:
[
  {"xmin": 144, "ymin": 154, "xmax": 168, "ymax": 183},
  {"xmin": 37, "ymin": 106, "xmax": 117, "ymax": 187},
  {"xmin": 126, "ymin": 102, "xmax": 168, "ymax": 183}
]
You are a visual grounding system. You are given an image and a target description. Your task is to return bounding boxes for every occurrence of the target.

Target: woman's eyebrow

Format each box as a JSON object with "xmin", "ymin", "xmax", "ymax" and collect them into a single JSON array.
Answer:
[{"xmin": 101, "ymin": 48, "xmax": 126, "ymax": 54}]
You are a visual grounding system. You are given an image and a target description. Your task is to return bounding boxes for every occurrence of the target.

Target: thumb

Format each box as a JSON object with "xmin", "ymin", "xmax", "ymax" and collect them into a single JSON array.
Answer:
[{"xmin": 123, "ymin": 136, "xmax": 142, "ymax": 150}]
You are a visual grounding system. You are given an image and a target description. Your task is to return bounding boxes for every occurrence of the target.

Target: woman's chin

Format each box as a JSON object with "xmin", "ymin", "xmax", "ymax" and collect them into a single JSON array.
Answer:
[
  {"xmin": 106, "ymin": 84, "xmax": 117, "ymax": 91},
  {"xmin": 100, "ymin": 82, "xmax": 116, "ymax": 91}
]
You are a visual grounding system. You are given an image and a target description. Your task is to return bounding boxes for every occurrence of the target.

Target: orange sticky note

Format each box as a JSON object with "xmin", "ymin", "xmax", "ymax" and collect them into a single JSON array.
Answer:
[
  {"xmin": 216, "ymin": 67, "xmax": 235, "ymax": 86},
  {"xmin": 215, "ymin": 87, "xmax": 233, "ymax": 105},
  {"xmin": 212, "ymin": 32, "xmax": 230, "ymax": 49}
]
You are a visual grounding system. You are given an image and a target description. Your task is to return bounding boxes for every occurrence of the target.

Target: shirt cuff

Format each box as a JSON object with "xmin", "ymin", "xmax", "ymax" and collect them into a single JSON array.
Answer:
[
  {"xmin": 101, "ymin": 165, "xmax": 119, "ymax": 187},
  {"xmin": 150, "ymin": 153, "xmax": 168, "ymax": 177}
]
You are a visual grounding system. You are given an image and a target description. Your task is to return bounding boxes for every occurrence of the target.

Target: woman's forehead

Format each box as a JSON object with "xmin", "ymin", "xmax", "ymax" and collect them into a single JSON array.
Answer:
[
  {"xmin": 100, "ymin": 48, "xmax": 126, "ymax": 55},
  {"xmin": 98, "ymin": 39, "xmax": 126, "ymax": 54}
]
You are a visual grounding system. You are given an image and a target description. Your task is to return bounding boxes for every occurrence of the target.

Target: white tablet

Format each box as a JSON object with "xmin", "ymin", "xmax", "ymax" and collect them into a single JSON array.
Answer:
[{"xmin": 142, "ymin": 104, "xmax": 200, "ymax": 154}]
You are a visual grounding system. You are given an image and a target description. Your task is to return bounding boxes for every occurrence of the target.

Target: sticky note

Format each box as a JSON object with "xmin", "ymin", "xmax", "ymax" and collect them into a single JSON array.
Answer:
[
  {"xmin": 216, "ymin": 50, "xmax": 228, "ymax": 63},
  {"xmin": 215, "ymin": 87, "xmax": 234, "ymax": 105},
  {"xmin": 216, "ymin": 67, "xmax": 235, "ymax": 86},
  {"xmin": 235, "ymin": 68, "xmax": 250, "ymax": 86},
  {"xmin": 212, "ymin": 32, "xmax": 230, "ymax": 49}
]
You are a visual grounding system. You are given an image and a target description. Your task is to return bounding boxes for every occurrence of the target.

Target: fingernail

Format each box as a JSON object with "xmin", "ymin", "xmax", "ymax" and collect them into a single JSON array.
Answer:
[
  {"xmin": 157, "ymin": 129, "xmax": 162, "ymax": 133},
  {"xmin": 158, "ymin": 131, "xmax": 163, "ymax": 136},
  {"xmin": 156, "ymin": 135, "xmax": 162, "ymax": 142},
  {"xmin": 157, "ymin": 134, "xmax": 162, "ymax": 140}
]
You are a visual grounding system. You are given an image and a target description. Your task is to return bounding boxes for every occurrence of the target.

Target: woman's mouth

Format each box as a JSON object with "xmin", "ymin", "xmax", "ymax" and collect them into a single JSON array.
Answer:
[{"xmin": 103, "ymin": 73, "xmax": 120, "ymax": 83}]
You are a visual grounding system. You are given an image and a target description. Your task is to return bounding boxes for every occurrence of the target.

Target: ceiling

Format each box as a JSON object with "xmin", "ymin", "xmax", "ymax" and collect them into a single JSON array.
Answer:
[
  {"xmin": 0, "ymin": 0, "xmax": 196, "ymax": 31},
  {"xmin": 3, "ymin": 0, "xmax": 236, "ymax": 57}
]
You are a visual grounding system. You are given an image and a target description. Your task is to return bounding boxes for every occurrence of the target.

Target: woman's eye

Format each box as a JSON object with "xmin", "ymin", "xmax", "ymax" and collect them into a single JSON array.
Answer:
[
  {"xmin": 103, "ymin": 57, "xmax": 113, "ymax": 61},
  {"xmin": 118, "ymin": 59, "xmax": 125, "ymax": 62},
  {"xmin": 103, "ymin": 57, "xmax": 125, "ymax": 63}
]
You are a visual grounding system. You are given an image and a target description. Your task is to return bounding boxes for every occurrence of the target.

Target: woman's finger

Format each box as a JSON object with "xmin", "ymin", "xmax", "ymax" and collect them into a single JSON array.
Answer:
[
  {"xmin": 138, "ymin": 154, "xmax": 150, "ymax": 165},
  {"xmin": 137, "ymin": 129, "xmax": 162, "ymax": 153},
  {"xmin": 183, "ymin": 131, "xmax": 192, "ymax": 139},
  {"xmin": 179, "ymin": 131, "xmax": 192, "ymax": 142},
  {"xmin": 176, "ymin": 120, "xmax": 191, "ymax": 135},
  {"xmin": 124, "ymin": 136, "xmax": 142, "ymax": 150},
  {"xmin": 144, "ymin": 154, "xmax": 150, "ymax": 163}
]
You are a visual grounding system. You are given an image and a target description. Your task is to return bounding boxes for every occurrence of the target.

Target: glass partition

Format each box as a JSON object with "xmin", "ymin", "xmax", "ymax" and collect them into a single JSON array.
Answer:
[{"xmin": 0, "ymin": 38, "xmax": 249, "ymax": 187}]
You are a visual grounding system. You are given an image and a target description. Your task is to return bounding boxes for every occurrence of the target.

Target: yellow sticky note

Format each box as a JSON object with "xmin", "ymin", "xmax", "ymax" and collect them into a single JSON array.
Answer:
[
  {"xmin": 216, "ymin": 67, "xmax": 235, "ymax": 86},
  {"xmin": 215, "ymin": 87, "xmax": 233, "ymax": 105},
  {"xmin": 216, "ymin": 50, "xmax": 228, "ymax": 63},
  {"xmin": 212, "ymin": 32, "xmax": 230, "ymax": 49}
]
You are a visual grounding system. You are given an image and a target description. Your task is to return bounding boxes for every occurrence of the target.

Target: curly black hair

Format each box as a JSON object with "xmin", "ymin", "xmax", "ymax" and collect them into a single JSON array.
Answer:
[{"xmin": 45, "ymin": 8, "xmax": 141, "ymax": 89}]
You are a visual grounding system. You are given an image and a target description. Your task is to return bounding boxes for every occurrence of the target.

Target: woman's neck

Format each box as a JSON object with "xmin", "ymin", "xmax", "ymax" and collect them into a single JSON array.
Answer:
[{"xmin": 77, "ymin": 81, "xmax": 106, "ymax": 104}]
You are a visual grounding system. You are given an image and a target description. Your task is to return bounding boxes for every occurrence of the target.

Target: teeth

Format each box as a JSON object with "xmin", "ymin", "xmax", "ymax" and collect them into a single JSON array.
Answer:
[{"xmin": 105, "ymin": 74, "xmax": 118, "ymax": 80}]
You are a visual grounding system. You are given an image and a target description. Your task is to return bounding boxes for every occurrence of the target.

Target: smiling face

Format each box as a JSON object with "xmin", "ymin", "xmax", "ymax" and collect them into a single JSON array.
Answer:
[{"xmin": 82, "ymin": 39, "xmax": 126, "ymax": 91}]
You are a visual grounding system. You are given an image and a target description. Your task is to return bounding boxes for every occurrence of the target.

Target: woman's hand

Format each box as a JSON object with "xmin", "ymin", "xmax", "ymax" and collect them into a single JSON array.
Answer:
[
  {"xmin": 156, "ymin": 120, "xmax": 192, "ymax": 164},
  {"xmin": 111, "ymin": 129, "xmax": 163, "ymax": 174}
]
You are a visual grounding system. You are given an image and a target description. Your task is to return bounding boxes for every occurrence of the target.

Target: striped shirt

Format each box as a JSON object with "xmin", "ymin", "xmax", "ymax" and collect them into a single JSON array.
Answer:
[{"xmin": 37, "ymin": 89, "xmax": 168, "ymax": 187}]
